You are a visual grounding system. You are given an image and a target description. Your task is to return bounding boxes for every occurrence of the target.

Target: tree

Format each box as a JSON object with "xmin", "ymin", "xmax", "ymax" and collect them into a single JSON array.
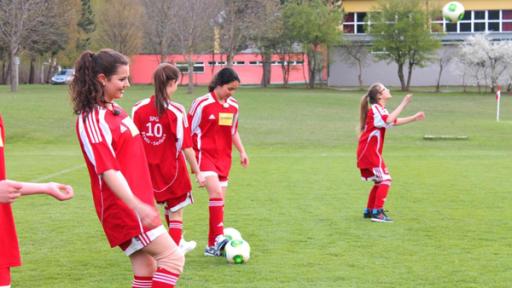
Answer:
[
  {"xmin": 94, "ymin": 0, "xmax": 143, "ymax": 56},
  {"xmin": 169, "ymin": 0, "xmax": 220, "ymax": 94},
  {"xmin": 369, "ymin": 0, "xmax": 440, "ymax": 91},
  {"xmin": 283, "ymin": 0, "xmax": 342, "ymax": 88},
  {"xmin": 248, "ymin": 0, "xmax": 283, "ymax": 87},
  {"xmin": 434, "ymin": 47, "xmax": 455, "ymax": 93},
  {"xmin": 0, "ymin": 0, "xmax": 56, "ymax": 91},
  {"xmin": 141, "ymin": 0, "xmax": 176, "ymax": 63},
  {"xmin": 76, "ymin": 0, "xmax": 95, "ymax": 51},
  {"xmin": 338, "ymin": 41, "xmax": 369, "ymax": 90},
  {"xmin": 458, "ymin": 34, "xmax": 512, "ymax": 93}
]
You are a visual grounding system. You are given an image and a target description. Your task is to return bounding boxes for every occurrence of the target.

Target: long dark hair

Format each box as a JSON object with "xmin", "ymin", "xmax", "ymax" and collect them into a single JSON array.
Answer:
[
  {"xmin": 208, "ymin": 67, "xmax": 240, "ymax": 92},
  {"xmin": 359, "ymin": 83, "xmax": 383, "ymax": 132},
  {"xmin": 153, "ymin": 63, "xmax": 180, "ymax": 116},
  {"xmin": 70, "ymin": 49, "xmax": 129, "ymax": 115}
]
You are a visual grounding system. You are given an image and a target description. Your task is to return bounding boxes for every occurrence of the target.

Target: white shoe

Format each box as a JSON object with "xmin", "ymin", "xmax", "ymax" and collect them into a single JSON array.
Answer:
[{"xmin": 179, "ymin": 238, "xmax": 197, "ymax": 254}]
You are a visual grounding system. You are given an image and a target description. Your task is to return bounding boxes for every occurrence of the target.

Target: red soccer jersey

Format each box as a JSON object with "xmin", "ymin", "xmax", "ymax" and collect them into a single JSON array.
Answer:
[
  {"xmin": 132, "ymin": 96, "xmax": 192, "ymax": 202},
  {"xmin": 76, "ymin": 105, "xmax": 160, "ymax": 247},
  {"xmin": 188, "ymin": 91, "xmax": 239, "ymax": 177},
  {"xmin": 0, "ymin": 115, "xmax": 21, "ymax": 268},
  {"xmin": 357, "ymin": 103, "xmax": 393, "ymax": 169}
]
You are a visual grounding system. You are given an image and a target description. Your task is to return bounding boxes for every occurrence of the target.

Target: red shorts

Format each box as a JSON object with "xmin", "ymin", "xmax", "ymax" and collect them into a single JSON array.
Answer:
[
  {"xmin": 0, "ymin": 267, "xmax": 10, "ymax": 286},
  {"xmin": 162, "ymin": 192, "xmax": 194, "ymax": 213},
  {"xmin": 151, "ymin": 159, "xmax": 192, "ymax": 204},
  {"xmin": 202, "ymin": 171, "xmax": 229, "ymax": 188},
  {"xmin": 360, "ymin": 167, "xmax": 392, "ymax": 183}
]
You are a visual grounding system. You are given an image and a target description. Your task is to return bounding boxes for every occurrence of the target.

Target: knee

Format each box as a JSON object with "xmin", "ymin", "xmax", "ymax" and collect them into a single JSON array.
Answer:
[
  {"xmin": 156, "ymin": 248, "xmax": 185, "ymax": 275},
  {"xmin": 380, "ymin": 180, "xmax": 392, "ymax": 187}
]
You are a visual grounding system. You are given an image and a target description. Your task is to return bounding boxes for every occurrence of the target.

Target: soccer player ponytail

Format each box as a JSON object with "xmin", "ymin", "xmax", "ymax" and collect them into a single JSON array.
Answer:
[
  {"xmin": 153, "ymin": 63, "xmax": 180, "ymax": 116},
  {"xmin": 359, "ymin": 83, "xmax": 384, "ymax": 132},
  {"xmin": 70, "ymin": 49, "xmax": 128, "ymax": 115}
]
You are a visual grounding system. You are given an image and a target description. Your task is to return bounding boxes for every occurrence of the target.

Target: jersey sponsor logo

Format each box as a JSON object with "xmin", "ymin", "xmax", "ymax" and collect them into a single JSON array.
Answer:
[
  {"xmin": 218, "ymin": 113, "xmax": 234, "ymax": 126},
  {"xmin": 209, "ymin": 114, "xmax": 216, "ymax": 120},
  {"xmin": 121, "ymin": 117, "xmax": 140, "ymax": 137}
]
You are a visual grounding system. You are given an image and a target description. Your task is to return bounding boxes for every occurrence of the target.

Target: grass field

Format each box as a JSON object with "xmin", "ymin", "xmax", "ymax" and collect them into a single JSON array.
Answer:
[{"xmin": 1, "ymin": 84, "xmax": 511, "ymax": 287}]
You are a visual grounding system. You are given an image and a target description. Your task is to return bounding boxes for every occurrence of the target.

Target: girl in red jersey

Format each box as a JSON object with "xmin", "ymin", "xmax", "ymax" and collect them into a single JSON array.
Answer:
[
  {"xmin": 357, "ymin": 83, "xmax": 425, "ymax": 223},
  {"xmin": 132, "ymin": 63, "xmax": 205, "ymax": 254},
  {"xmin": 0, "ymin": 114, "xmax": 73, "ymax": 288},
  {"xmin": 71, "ymin": 49, "xmax": 184, "ymax": 288},
  {"xmin": 188, "ymin": 67, "xmax": 249, "ymax": 256}
]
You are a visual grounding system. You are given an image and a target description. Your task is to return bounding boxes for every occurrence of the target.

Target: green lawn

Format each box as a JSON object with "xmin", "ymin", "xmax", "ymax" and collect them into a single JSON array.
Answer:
[{"xmin": 1, "ymin": 84, "xmax": 511, "ymax": 287}]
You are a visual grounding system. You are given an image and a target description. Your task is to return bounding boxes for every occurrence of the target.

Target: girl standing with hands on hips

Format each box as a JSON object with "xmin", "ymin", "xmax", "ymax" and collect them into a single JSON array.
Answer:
[
  {"xmin": 357, "ymin": 83, "xmax": 425, "ymax": 223},
  {"xmin": 71, "ymin": 49, "xmax": 183, "ymax": 288},
  {"xmin": 132, "ymin": 63, "xmax": 205, "ymax": 254},
  {"xmin": 188, "ymin": 67, "xmax": 249, "ymax": 256}
]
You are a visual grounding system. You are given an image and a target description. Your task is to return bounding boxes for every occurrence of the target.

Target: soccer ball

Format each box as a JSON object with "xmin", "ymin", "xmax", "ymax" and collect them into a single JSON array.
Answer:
[
  {"xmin": 224, "ymin": 227, "xmax": 243, "ymax": 241},
  {"xmin": 225, "ymin": 239, "xmax": 251, "ymax": 264},
  {"xmin": 442, "ymin": 1, "xmax": 465, "ymax": 23}
]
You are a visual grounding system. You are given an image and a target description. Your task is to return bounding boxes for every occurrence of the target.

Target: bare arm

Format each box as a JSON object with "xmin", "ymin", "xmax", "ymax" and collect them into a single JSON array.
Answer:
[
  {"xmin": 233, "ymin": 131, "xmax": 249, "ymax": 168},
  {"xmin": 0, "ymin": 180, "xmax": 23, "ymax": 203},
  {"xmin": 101, "ymin": 169, "xmax": 159, "ymax": 228},
  {"xmin": 17, "ymin": 182, "xmax": 74, "ymax": 201},
  {"xmin": 395, "ymin": 112, "xmax": 425, "ymax": 126},
  {"xmin": 386, "ymin": 94, "xmax": 413, "ymax": 124},
  {"xmin": 183, "ymin": 147, "xmax": 205, "ymax": 186}
]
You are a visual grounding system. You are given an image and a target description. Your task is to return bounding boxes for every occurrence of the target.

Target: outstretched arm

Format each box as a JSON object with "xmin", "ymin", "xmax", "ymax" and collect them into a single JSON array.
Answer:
[
  {"xmin": 0, "ymin": 180, "xmax": 23, "ymax": 203},
  {"xmin": 386, "ymin": 94, "xmax": 413, "ymax": 124},
  {"xmin": 233, "ymin": 131, "xmax": 249, "ymax": 168},
  {"xmin": 395, "ymin": 112, "xmax": 425, "ymax": 126},
  {"xmin": 17, "ymin": 182, "xmax": 74, "ymax": 201},
  {"xmin": 102, "ymin": 170, "xmax": 159, "ymax": 228}
]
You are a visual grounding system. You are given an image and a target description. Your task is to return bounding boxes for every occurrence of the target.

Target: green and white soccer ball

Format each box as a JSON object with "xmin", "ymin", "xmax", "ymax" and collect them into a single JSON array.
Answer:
[
  {"xmin": 225, "ymin": 239, "xmax": 251, "ymax": 264},
  {"xmin": 442, "ymin": 1, "xmax": 465, "ymax": 23},
  {"xmin": 224, "ymin": 227, "xmax": 243, "ymax": 241}
]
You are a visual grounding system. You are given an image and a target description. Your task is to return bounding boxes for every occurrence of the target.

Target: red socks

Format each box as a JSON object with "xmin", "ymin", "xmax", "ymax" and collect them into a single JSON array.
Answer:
[
  {"xmin": 366, "ymin": 184, "xmax": 379, "ymax": 210},
  {"xmin": 374, "ymin": 181, "xmax": 390, "ymax": 209},
  {"xmin": 168, "ymin": 220, "xmax": 182, "ymax": 245},
  {"xmin": 132, "ymin": 275, "xmax": 152, "ymax": 288},
  {"xmin": 152, "ymin": 268, "xmax": 179, "ymax": 288},
  {"xmin": 208, "ymin": 198, "xmax": 224, "ymax": 246}
]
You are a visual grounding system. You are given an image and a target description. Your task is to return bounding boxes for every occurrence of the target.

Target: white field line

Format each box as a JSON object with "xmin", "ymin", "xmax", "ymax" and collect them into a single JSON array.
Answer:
[{"xmin": 29, "ymin": 164, "xmax": 85, "ymax": 182}]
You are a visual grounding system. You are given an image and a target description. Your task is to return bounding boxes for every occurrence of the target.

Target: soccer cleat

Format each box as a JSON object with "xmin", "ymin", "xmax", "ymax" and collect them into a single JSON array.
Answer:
[
  {"xmin": 371, "ymin": 209, "xmax": 393, "ymax": 223},
  {"xmin": 204, "ymin": 235, "xmax": 229, "ymax": 257},
  {"xmin": 179, "ymin": 238, "xmax": 197, "ymax": 254},
  {"xmin": 363, "ymin": 208, "xmax": 372, "ymax": 219}
]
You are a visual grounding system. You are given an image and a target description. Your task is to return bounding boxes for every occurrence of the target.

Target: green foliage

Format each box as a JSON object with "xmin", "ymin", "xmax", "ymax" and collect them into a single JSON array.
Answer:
[
  {"xmin": 76, "ymin": 0, "xmax": 96, "ymax": 51},
  {"xmin": 369, "ymin": 0, "xmax": 441, "ymax": 91},
  {"xmin": 283, "ymin": 0, "xmax": 342, "ymax": 88},
  {"xmin": 3, "ymin": 85, "xmax": 512, "ymax": 287}
]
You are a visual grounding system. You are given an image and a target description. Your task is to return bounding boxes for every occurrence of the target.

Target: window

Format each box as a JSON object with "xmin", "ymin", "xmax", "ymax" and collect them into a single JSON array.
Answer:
[
  {"xmin": 232, "ymin": 61, "xmax": 245, "ymax": 65},
  {"xmin": 442, "ymin": 9, "xmax": 512, "ymax": 33},
  {"xmin": 193, "ymin": 62, "xmax": 204, "ymax": 73},
  {"xmin": 176, "ymin": 62, "xmax": 188, "ymax": 73},
  {"xmin": 176, "ymin": 62, "xmax": 204, "ymax": 73},
  {"xmin": 343, "ymin": 12, "xmax": 367, "ymax": 34}
]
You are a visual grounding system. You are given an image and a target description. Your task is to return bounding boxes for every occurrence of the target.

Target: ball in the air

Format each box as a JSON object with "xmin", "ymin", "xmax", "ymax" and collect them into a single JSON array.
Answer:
[{"xmin": 442, "ymin": 1, "xmax": 465, "ymax": 23}]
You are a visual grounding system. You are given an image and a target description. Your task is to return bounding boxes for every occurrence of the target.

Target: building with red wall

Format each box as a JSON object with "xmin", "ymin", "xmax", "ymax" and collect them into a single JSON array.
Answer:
[{"xmin": 130, "ymin": 53, "xmax": 314, "ymax": 85}]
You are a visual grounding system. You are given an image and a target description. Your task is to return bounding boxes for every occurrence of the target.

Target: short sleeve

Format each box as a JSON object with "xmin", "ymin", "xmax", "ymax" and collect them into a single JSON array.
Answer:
[
  {"xmin": 372, "ymin": 105, "xmax": 392, "ymax": 128},
  {"xmin": 78, "ymin": 111, "xmax": 120, "ymax": 175}
]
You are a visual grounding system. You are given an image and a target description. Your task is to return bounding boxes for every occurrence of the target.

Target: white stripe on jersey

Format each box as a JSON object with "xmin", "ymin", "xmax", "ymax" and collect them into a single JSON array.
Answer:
[
  {"xmin": 131, "ymin": 98, "xmax": 151, "ymax": 118},
  {"xmin": 190, "ymin": 96, "xmax": 215, "ymax": 134},
  {"xmin": 231, "ymin": 112, "xmax": 238, "ymax": 135},
  {"xmin": 98, "ymin": 109, "xmax": 116, "ymax": 157},
  {"xmin": 227, "ymin": 97, "xmax": 239, "ymax": 109},
  {"xmin": 372, "ymin": 104, "xmax": 390, "ymax": 128},
  {"xmin": 357, "ymin": 129, "xmax": 384, "ymax": 168},
  {"xmin": 78, "ymin": 114, "xmax": 96, "ymax": 167},
  {"xmin": 171, "ymin": 101, "xmax": 189, "ymax": 127},
  {"xmin": 85, "ymin": 112, "xmax": 101, "ymax": 143},
  {"xmin": 189, "ymin": 94, "xmax": 211, "ymax": 115},
  {"xmin": 167, "ymin": 104, "xmax": 185, "ymax": 157}
]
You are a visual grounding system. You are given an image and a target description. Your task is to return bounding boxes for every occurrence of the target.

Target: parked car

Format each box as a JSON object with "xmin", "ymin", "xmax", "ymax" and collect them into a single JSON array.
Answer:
[{"xmin": 51, "ymin": 69, "xmax": 74, "ymax": 84}]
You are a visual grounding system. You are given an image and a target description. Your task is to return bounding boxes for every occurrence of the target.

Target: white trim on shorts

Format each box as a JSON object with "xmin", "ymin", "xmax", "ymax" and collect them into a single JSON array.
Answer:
[
  {"xmin": 361, "ymin": 167, "xmax": 392, "ymax": 182},
  {"xmin": 122, "ymin": 225, "xmax": 167, "ymax": 256},
  {"xmin": 161, "ymin": 191, "xmax": 194, "ymax": 213},
  {"xmin": 202, "ymin": 171, "xmax": 228, "ymax": 188},
  {"xmin": 0, "ymin": 285, "xmax": 11, "ymax": 288}
]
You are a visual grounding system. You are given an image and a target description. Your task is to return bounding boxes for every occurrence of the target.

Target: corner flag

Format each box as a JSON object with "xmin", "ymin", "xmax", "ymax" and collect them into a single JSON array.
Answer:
[{"xmin": 496, "ymin": 85, "xmax": 501, "ymax": 122}]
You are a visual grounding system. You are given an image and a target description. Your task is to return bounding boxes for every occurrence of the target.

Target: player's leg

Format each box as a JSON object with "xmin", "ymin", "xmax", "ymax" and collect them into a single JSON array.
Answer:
[
  {"xmin": 139, "ymin": 233, "xmax": 184, "ymax": 288},
  {"xmin": 129, "ymin": 251, "xmax": 156, "ymax": 288},
  {"xmin": 370, "ymin": 167, "xmax": 393, "ymax": 222},
  {"xmin": 364, "ymin": 183, "xmax": 379, "ymax": 218},
  {"xmin": 167, "ymin": 208, "xmax": 184, "ymax": 245},
  {"xmin": 204, "ymin": 173, "xmax": 228, "ymax": 256},
  {"xmin": 0, "ymin": 267, "xmax": 11, "ymax": 288}
]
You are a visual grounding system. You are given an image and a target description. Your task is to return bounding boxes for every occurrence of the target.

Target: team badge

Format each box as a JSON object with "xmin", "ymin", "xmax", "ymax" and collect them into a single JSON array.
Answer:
[{"xmin": 219, "ymin": 113, "xmax": 234, "ymax": 126}]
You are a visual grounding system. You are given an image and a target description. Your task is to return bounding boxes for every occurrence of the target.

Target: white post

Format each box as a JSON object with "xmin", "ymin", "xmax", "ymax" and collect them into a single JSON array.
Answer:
[{"xmin": 496, "ymin": 86, "xmax": 501, "ymax": 122}]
